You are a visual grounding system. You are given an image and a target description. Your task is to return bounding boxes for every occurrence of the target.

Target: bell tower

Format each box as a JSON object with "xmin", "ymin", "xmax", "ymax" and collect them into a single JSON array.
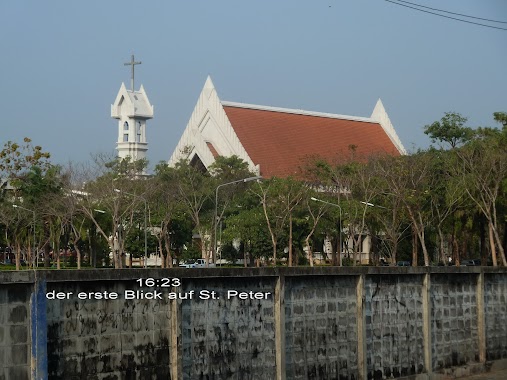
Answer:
[{"xmin": 111, "ymin": 55, "xmax": 154, "ymax": 164}]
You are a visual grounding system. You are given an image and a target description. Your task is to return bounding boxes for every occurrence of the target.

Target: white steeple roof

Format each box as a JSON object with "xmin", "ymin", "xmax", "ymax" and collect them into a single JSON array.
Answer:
[{"xmin": 111, "ymin": 83, "xmax": 154, "ymax": 120}]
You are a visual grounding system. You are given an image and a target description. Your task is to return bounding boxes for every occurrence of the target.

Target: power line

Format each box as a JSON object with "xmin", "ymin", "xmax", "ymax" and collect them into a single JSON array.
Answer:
[
  {"xmin": 394, "ymin": 0, "xmax": 507, "ymax": 24},
  {"xmin": 384, "ymin": 0, "xmax": 507, "ymax": 31}
]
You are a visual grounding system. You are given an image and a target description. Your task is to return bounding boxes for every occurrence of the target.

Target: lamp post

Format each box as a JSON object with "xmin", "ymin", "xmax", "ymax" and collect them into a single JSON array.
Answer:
[
  {"xmin": 114, "ymin": 189, "xmax": 147, "ymax": 268},
  {"xmin": 91, "ymin": 209, "xmax": 107, "ymax": 267},
  {"xmin": 214, "ymin": 176, "xmax": 262, "ymax": 264},
  {"xmin": 311, "ymin": 197, "xmax": 343, "ymax": 266},
  {"xmin": 13, "ymin": 204, "xmax": 36, "ymax": 268}
]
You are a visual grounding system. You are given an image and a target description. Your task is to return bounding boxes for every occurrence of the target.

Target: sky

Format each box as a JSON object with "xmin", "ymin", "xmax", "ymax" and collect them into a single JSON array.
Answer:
[{"xmin": 1, "ymin": 0, "xmax": 506, "ymax": 172}]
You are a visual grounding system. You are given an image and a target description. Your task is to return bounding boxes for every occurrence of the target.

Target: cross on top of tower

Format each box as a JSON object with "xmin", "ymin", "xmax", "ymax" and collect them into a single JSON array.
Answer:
[{"xmin": 124, "ymin": 54, "xmax": 142, "ymax": 91}]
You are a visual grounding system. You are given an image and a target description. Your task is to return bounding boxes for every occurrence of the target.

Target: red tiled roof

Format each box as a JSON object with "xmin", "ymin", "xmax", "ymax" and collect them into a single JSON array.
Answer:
[{"xmin": 223, "ymin": 105, "xmax": 401, "ymax": 178}]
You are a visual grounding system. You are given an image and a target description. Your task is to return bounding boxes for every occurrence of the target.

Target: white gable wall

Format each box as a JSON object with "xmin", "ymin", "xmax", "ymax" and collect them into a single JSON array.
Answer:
[
  {"xmin": 168, "ymin": 76, "xmax": 258, "ymax": 174},
  {"xmin": 371, "ymin": 99, "xmax": 406, "ymax": 155}
]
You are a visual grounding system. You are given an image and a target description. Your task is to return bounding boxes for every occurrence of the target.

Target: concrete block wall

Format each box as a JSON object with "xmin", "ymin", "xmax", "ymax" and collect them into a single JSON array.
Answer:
[
  {"xmin": 0, "ymin": 284, "xmax": 31, "ymax": 380},
  {"xmin": 45, "ymin": 280, "xmax": 172, "ymax": 380},
  {"xmin": 365, "ymin": 275, "xmax": 425, "ymax": 379},
  {"xmin": 484, "ymin": 274, "xmax": 507, "ymax": 361},
  {"xmin": 431, "ymin": 274, "xmax": 479, "ymax": 370},
  {"xmin": 2, "ymin": 267, "xmax": 507, "ymax": 380},
  {"xmin": 285, "ymin": 276, "xmax": 358, "ymax": 380},
  {"xmin": 180, "ymin": 277, "xmax": 277, "ymax": 380}
]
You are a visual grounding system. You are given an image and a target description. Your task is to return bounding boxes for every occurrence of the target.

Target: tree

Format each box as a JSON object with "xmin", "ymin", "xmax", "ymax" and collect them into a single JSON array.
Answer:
[
  {"xmin": 172, "ymin": 159, "xmax": 214, "ymax": 265},
  {"xmin": 222, "ymin": 207, "xmax": 271, "ymax": 266},
  {"xmin": 376, "ymin": 153, "xmax": 434, "ymax": 266},
  {"xmin": 285, "ymin": 179, "xmax": 307, "ymax": 267},
  {"xmin": 0, "ymin": 138, "xmax": 51, "ymax": 180},
  {"xmin": 424, "ymin": 112, "xmax": 474, "ymax": 149},
  {"xmin": 251, "ymin": 178, "xmax": 289, "ymax": 264},
  {"xmin": 303, "ymin": 196, "xmax": 327, "ymax": 267},
  {"xmin": 303, "ymin": 156, "xmax": 353, "ymax": 266},
  {"xmin": 1, "ymin": 205, "xmax": 30, "ymax": 270},
  {"xmin": 426, "ymin": 149, "xmax": 466, "ymax": 264},
  {"xmin": 493, "ymin": 112, "xmax": 507, "ymax": 128},
  {"xmin": 367, "ymin": 165, "xmax": 408, "ymax": 265},
  {"xmin": 209, "ymin": 155, "xmax": 258, "ymax": 262},
  {"xmin": 208, "ymin": 155, "xmax": 252, "ymax": 181},
  {"xmin": 453, "ymin": 126, "xmax": 507, "ymax": 266},
  {"xmin": 346, "ymin": 159, "xmax": 382, "ymax": 265},
  {"xmin": 151, "ymin": 164, "xmax": 184, "ymax": 267},
  {"xmin": 0, "ymin": 138, "xmax": 57, "ymax": 269},
  {"xmin": 78, "ymin": 158, "xmax": 147, "ymax": 268}
]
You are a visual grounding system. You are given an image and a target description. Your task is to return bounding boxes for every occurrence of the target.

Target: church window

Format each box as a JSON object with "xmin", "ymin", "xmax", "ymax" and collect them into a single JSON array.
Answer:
[
  {"xmin": 123, "ymin": 134, "xmax": 129, "ymax": 142},
  {"xmin": 137, "ymin": 121, "xmax": 142, "ymax": 142},
  {"xmin": 124, "ymin": 121, "xmax": 129, "ymax": 131}
]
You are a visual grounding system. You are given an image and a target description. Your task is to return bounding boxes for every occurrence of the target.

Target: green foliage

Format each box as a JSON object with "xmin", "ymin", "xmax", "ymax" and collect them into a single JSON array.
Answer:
[
  {"xmin": 222, "ymin": 206, "xmax": 271, "ymax": 260},
  {"xmin": 180, "ymin": 244, "xmax": 201, "ymax": 262},
  {"xmin": 3, "ymin": 114, "xmax": 507, "ymax": 270},
  {"xmin": 220, "ymin": 242, "xmax": 242, "ymax": 264},
  {"xmin": 168, "ymin": 215, "xmax": 194, "ymax": 256},
  {"xmin": 208, "ymin": 155, "xmax": 252, "ymax": 181},
  {"xmin": 123, "ymin": 228, "xmax": 157, "ymax": 258},
  {"xmin": 493, "ymin": 112, "xmax": 507, "ymax": 128},
  {"xmin": 105, "ymin": 156, "xmax": 148, "ymax": 177},
  {"xmin": 0, "ymin": 138, "xmax": 51, "ymax": 177},
  {"xmin": 424, "ymin": 112, "xmax": 474, "ymax": 149}
]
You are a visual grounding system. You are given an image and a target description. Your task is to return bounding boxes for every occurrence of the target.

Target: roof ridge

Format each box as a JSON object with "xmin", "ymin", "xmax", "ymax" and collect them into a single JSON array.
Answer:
[{"xmin": 221, "ymin": 101, "xmax": 376, "ymax": 124}]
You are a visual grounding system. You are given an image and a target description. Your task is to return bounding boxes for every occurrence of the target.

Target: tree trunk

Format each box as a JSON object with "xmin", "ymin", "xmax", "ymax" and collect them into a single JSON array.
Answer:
[
  {"xmin": 306, "ymin": 238, "xmax": 313, "ymax": 267},
  {"xmin": 412, "ymin": 226, "xmax": 418, "ymax": 266},
  {"xmin": 75, "ymin": 238, "xmax": 82, "ymax": 270},
  {"xmin": 163, "ymin": 233, "xmax": 174, "ymax": 268},
  {"xmin": 15, "ymin": 240, "xmax": 21, "ymax": 271},
  {"xmin": 492, "ymin": 223, "xmax": 507, "ymax": 266},
  {"xmin": 198, "ymin": 228, "xmax": 210, "ymax": 267},
  {"xmin": 419, "ymin": 230, "xmax": 429, "ymax": 266},
  {"xmin": 333, "ymin": 231, "xmax": 340, "ymax": 267},
  {"xmin": 158, "ymin": 238, "xmax": 165, "ymax": 268},
  {"xmin": 352, "ymin": 230, "xmax": 358, "ymax": 267},
  {"xmin": 88, "ymin": 232, "xmax": 93, "ymax": 267},
  {"xmin": 503, "ymin": 221, "xmax": 507, "ymax": 263},
  {"xmin": 355, "ymin": 234, "xmax": 362, "ymax": 266},
  {"xmin": 437, "ymin": 227, "xmax": 446, "ymax": 264},
  {"xmin": 489, "ymin": 222, "xmax": 497, "ymax": 266},
  {"xmin": 56, "ymin": 240, "xmax": 61, "ymax": 270},
  {"xmin": 407, "ymin": 209, "xmax": 428, "ymax": 266},
  {"xmin": 272, "ymin": 240, "xmax": 277, "ymax": 266},
  {"xmin": 391, "ymin": 240, "xmax": 398, "ymax": 265},
  {"xmin": 288, "ymin": 213, "xmax": 293, "ymax": 267},
  {"xmin": 43, "ymin": 221, "xmax": 51, "ymax": 268},
  {"xmin": 480, "ymin": 217, "xmax": 487, "ymax": 265}
]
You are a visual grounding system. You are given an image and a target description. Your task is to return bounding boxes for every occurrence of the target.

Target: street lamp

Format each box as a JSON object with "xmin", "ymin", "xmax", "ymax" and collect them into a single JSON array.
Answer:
[
  {"xmin": 13, "ymin": 204, "xmax": 36, "ymax": 268},
  {"xmin": 114, "ymin": 189, "xmax": 147, "ymax": 268},
  {"xmin": 360, "ymin": 201, "xmax": 387, "ymax": 209},
  {"xmin": 214, "ymin": 176, "xmax": 262, "ymax": 264},
  {"xmin": 311, "ymin": 197, "xmax": 343, "ymax": 266}
]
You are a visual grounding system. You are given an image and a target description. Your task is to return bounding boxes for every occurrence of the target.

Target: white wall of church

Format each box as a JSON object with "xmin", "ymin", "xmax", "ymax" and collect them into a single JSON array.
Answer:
[{"xmin": 168, "ymin": 76, "xmax": 258, "ymax": 174}]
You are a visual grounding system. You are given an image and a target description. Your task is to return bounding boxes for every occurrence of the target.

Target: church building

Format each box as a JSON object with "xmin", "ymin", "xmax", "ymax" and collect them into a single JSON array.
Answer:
[
  {"xmin": 111, "ymin": 56, "xmax": 154, "ymax": 167},
  {"xmin": 169, "ymin": 76, "xmax": 406, "ymax": 177}
]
